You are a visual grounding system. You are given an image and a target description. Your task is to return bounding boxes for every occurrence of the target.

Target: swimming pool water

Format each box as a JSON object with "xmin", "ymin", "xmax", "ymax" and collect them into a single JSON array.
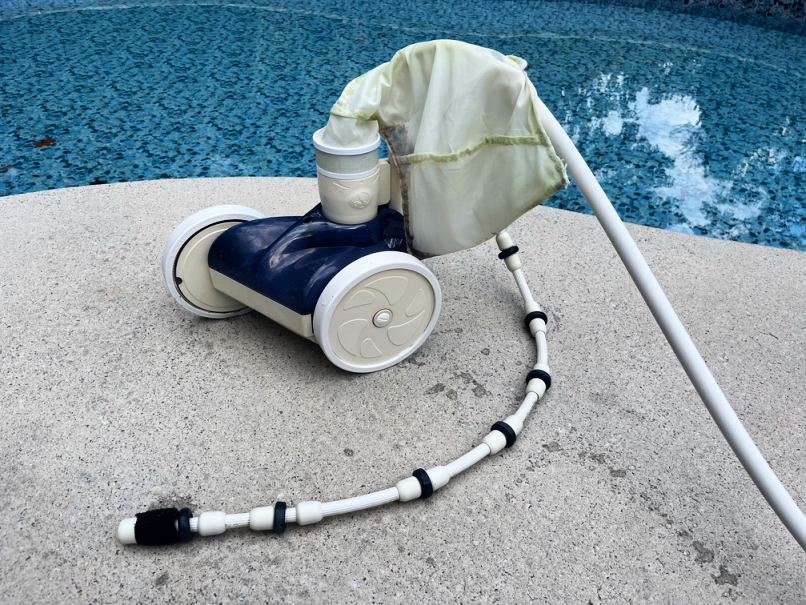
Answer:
[{"xmin": 2, "ymin": 0, "xmax": 805, "ymax": 249}]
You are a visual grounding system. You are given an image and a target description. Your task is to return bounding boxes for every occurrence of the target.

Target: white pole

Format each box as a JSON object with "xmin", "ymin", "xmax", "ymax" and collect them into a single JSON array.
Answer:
[{"xmin": 538, "ymin": 99, "xmax": 806, "ymax": 552}]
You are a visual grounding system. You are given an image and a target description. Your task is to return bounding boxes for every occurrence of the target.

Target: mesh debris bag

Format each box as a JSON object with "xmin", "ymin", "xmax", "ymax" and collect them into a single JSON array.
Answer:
[{"xmin": 319, "ymin": 39, "xmax": 569, "ymax": 257}]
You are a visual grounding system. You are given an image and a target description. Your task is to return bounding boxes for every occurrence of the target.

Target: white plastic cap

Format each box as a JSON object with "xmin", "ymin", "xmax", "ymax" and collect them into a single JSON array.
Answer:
[
  {"xmin": 396, "ymin": 476, "xmax": 422, "ymax": 502},
  {"xmin": 482, "ymin": 430, "xmax": 507, "ymax": 455},
  {"xmin": 495, "ymin": 231, "xmax": 514, "ymax": 250},
  {"xmin": 425, "ymin": 466, "xmax": 450, "ymax": 491},
  {"xmin": 526, "ymin": 378, "xmax": 547, "ymax": 398},
  {"xmin": 525, "ymin": 300, "xmax": 541, "ymax": 315},
  {"xmin": 528, "ymin": 318, "xmax": 547, "ymax": 335},
  {"xmin": 249, "ymin": 506, "xmax": 274, "ymax": 531},
  {"xmin": 504, "ymin": 254, "xmax": 522, "ymax": 271},
  {"xmin": 503, "ymin": 415, "xmax": 524, "ymax": 435},
  {"xmin": 117, "ymin": 517, "xmax": 137, "ymax": 544},
  {"xmin": 198, "ymin": 511, "xmax": 227, "ymax": 536},
  {"xmin": 296, "ymin": 501, "xmax": 324, "ymax": 526}
]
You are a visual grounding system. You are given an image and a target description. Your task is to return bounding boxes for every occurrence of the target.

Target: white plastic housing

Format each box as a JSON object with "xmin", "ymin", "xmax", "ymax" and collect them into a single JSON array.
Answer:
[
  {"xmin": 198, "ymin": 511, "xmax": 227, "ymax": 536},
  {"xmin": 249, "ymin": 506, "xmax": 274, "ymax": 531},
  {"xmin": 313, "ymin": 128, "xmax": 383, "ymax": 224},
  {"xmin": 315, "ymin": 148, "xmax": 379, "ymax": 175},
  {"xmin": 504, "ymin": 254, "xmax": 522, "ymax": 271},
  {"xmin": 396, "ymin": 477, "xmax": 422, "ymax": 502},
  {"xmin": 425, "ymin": 466, "xmax": 450, "ymax": 491},
  {"xmin": 495, "ymin": 232, "xmax": 514, "ymax": 250},
  {"xmin": 528, "ymin": 318, "xmax": 546, "ymax": 335},
  {"xmin": 316, "ymin": 169, "xmax": 381, "ymax": 224},
  {"xmin": 525, "ymin": 300, "xmax": 541, "ymax": 315},
  {"xmin": 503, "ymin": 415, "xmax": 524, "ymax": 435},
  {"xmin": 482, "ymin": 430, "xmax": 507, "ymax": 455},
  {"xmin": 526, "ymin": 378, "xmax": 547, "ymax": 398},
  {"xmin": 296, "ymin": 501, "xmax": 324, "ymax": 526}
]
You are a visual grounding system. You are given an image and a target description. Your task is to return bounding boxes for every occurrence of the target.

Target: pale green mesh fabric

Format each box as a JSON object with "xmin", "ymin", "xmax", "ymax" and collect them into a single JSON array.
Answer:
[{"xmin": 321, "ymin": 40, "xmax": 568, "ymax": 257}]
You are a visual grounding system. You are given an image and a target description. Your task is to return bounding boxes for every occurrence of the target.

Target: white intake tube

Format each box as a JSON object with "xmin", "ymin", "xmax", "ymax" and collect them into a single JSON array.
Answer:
[
  {"xmin": 313, "ymin": 126, "xmax": 382, "ymax": 224},
  {"xmin": 538, "ymin": 99, "xmax": 806, "ymax": 552}
]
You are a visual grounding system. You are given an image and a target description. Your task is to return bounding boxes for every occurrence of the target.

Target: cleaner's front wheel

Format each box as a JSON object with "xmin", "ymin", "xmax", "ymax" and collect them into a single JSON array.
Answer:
[
  {"xmin": 313, "ymin": 251, "xmax": 441, "ymax": 373},
  {"xmin": 162, "ymin": 205, "xmax": 267, "ymax": 318}
]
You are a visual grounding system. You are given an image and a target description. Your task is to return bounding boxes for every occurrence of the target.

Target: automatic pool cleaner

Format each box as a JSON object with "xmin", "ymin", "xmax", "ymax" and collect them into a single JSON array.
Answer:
[{"xmin": 117, "ymin": 40, "xmax": 806, "ymax": 552}]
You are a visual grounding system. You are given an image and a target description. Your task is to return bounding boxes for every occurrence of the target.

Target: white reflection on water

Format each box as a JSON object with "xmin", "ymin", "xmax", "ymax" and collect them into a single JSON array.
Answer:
[
  {"xmin": 576, "ymin": 77, "xmax": 796, "ymax": 238},
  {"xmin": 629, "ymin": 86, "xmax": 727, "ymax": 230},
  {"xmin": 591, "ymin": 110, "xmax": 624, "ymax": 136}
]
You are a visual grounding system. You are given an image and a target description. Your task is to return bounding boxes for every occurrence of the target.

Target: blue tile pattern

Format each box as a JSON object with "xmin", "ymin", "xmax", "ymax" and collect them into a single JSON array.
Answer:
[
  {"xmin": 1, "ymin": 1, "xmax": 805, "ymax": 249},
  {"xmin": 2, "ymin": 0, "xmax": 804, "ymax": 34}
]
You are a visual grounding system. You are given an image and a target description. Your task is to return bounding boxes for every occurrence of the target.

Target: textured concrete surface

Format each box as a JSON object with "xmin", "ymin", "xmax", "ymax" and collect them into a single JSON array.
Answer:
[{"xmin": 1, "ymin": 177, "xmax": 805, "ymax": 604}]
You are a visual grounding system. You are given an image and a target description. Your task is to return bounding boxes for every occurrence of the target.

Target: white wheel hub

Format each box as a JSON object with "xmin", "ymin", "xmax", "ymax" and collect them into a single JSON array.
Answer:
[
  {"xmin": 313, "ymin": 251, "xmax": 441, "ymax": 373},
  {"xmin": 373, "ymin": 309, "xmax": 392, "ymax": 327},
  {"xmin": 162, "ymin": 205, "xmax": 267, "ymax": 318}
]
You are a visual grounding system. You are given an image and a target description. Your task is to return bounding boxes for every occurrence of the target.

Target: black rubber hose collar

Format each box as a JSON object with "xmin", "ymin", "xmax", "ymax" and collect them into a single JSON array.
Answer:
[
  {"xmin": 273, "ymin": 502, "xmax": 287, "ymax": 535},
  {"xmin": 491, "ymin": 421, "xmax": 517, "ymax": 448},
  {"xmin": 412, "ymin": 468, "xmax": 434, "ymax": 499},
  {"xmin": 526, "ymin": 369, "xmax": 552, "ymax": 390},
  {"xmin": 524, "ymin": 311, "xmax": 548, "ymax": 329}
]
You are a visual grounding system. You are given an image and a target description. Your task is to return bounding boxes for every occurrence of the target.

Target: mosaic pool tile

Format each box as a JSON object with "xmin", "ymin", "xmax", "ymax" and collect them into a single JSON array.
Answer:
[
  {"xmin": 1, "ymin": 1, "xmax": 805, "ymax": 249},
  {"xmin": 2, "ymin": 0, "xmax": 804, "ymax": 35}
]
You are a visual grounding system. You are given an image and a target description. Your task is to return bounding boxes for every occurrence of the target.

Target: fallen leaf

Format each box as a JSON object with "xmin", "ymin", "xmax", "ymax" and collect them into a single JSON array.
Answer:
[
  {"xmin": 34, "ymin": 138, "xmax": 56, "ymax": 148},
  {"xmin": 0, "ymin": 164, "xmax": 14, "ymax": 172}
]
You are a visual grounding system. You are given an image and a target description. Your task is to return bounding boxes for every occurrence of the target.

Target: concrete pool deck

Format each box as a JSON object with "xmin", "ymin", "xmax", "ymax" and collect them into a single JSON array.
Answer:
[{"xmin": 1, "ymin": 177, "xmax": 804, "ymax": 603}]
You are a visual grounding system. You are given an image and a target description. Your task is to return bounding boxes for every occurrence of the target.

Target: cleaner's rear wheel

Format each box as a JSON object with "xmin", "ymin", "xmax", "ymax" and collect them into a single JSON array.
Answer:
[
  {"xmin": 313, "ymin": 251, "xmax": 441, "ymax": 373},
  {"xmin": 162, "ymin": 205, "xmax": 267, "ymax": 318}
]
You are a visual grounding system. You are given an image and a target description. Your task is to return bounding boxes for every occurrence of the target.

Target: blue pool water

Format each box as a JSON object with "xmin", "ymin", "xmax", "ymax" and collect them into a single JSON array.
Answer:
[{"xmin": 1, "ymin": 0, "xmax": 805, "ymax": 249}]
